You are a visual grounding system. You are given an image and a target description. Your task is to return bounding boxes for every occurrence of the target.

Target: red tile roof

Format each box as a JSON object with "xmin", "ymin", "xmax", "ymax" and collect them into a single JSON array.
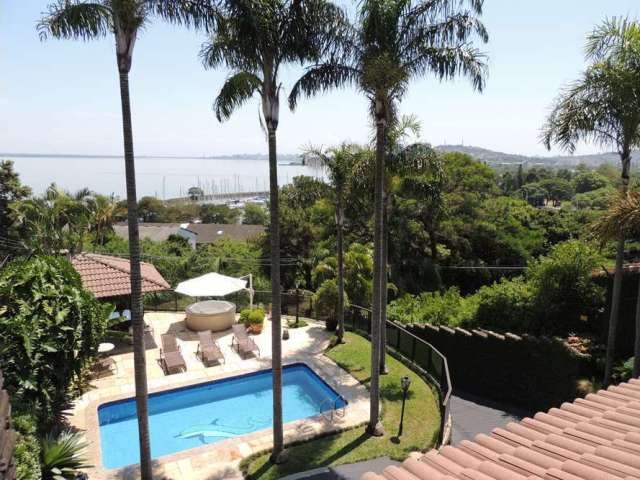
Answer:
[
  {"xmin": 71, "ymin": 253, "xmax": 170, "ymax": 298},
  {"xmin": 363, "ymin": 379, "xmax": 640, "ymax": 480}
]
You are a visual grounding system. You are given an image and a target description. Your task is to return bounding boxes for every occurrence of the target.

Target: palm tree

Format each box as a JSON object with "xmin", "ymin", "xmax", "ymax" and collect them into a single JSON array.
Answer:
[
  {"xmin": 541, "ymin": 17, "xmax": 640, "ymax": 386},
  {"xmin": 89, "ymin": 194, "xmax": 122, "ymax": 245},
  {"xmin": 39, "ymin": 2, "xmax": 216, "ymax": 477},
  {"xmin": 306, "ymin": 144, "xmax": 356, "ymax": 343},
  {"xmin": 289, "ymin": 0, "xmax": 487, "ymax": 435},
  {"xmin": 200, "ymin": 0, "xmax": 345, "ymax": 461},
  {"xmin": 591, "ymin": 190, "xmax": 640, "ymax": 378}
]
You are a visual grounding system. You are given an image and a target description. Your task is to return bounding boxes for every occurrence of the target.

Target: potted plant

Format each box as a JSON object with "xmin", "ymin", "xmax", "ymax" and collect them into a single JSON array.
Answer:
[{"xmin": 240, "ymin": 307, "xmax": 265, "ymax": 334}]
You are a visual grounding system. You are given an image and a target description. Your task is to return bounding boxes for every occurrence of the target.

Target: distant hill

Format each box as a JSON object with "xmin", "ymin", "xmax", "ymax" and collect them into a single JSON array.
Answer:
[{"xmin": 435, "ymin": 145, "xmax": 628, "ymax": 168}]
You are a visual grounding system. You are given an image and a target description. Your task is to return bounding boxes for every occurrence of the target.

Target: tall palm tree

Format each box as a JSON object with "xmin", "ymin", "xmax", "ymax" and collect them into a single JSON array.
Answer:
[
  {"xmin": 200, "ymin": 0, "xmax": 345, "ymax": 461},
  {"xmin": 542, "ymin": 17, "xmax": 640, "ymax": 386},
  {"xmin": 39, "ymin": 2, "xmax": 216, "ymax": 477},
  {"xmin": 380, "ymin": 115, "xmax": 422, "ymax": 374},
  {"xmin": 591, "ymin": 190, "xmax": 640, "ymax": 378},
  {"xmin": 289, "ymin": 0, "xmax": 487, "ymax": 435},
  {"xmin": 306, "ymin": 144, "xmax": 355, "ymax": 343}
]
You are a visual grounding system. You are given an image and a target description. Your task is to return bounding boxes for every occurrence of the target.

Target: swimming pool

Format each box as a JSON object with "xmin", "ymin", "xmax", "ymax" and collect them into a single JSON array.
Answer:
[{"xmin": 98, "ymin": 363, "xmax": 347, "ymax": 469}]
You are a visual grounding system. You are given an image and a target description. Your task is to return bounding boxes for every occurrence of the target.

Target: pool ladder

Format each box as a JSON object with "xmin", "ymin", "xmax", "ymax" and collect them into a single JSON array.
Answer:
[{"xmin": 319, "ymin": 397, "xmax": 346, "ymax": 423}]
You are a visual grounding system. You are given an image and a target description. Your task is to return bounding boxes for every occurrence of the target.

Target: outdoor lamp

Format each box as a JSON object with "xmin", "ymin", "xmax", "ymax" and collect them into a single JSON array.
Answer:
[{"xmin": 398, "ymin": 375, "xmax": 411, "ymax": 437}]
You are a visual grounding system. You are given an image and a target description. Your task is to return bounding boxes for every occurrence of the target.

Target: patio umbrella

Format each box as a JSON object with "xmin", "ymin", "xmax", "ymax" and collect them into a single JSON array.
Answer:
[{"xmin": 175, "ymin": 272, "xmax": 248, "ymax": 298}]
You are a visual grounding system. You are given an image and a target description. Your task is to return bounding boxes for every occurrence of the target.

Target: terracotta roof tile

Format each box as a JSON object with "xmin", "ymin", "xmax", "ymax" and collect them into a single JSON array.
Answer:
[
  {"xmin": 363, "ymin": 380, "xmax": 640, "ymax": 480},
  {"xmin": 71, "ymin": 253, "xmax": 170, "ymax": 298}
]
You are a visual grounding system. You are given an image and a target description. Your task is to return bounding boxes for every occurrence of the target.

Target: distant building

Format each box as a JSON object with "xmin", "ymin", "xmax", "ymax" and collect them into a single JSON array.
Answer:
[{"xmin": 113, "ymin": 222, "xmax": 264, "ymax": 249}]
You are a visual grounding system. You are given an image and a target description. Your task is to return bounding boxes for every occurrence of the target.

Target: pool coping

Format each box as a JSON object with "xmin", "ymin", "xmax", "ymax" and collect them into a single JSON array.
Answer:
[{"xmin": 75, "ymin": 354, "xmax": 370, "ymax": 479}]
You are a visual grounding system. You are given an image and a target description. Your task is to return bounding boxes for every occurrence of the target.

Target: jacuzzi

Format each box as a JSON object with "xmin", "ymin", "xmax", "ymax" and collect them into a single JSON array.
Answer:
[{"xmin": 184, "ymin": 300, "xmax": 236, "ymax": 332}]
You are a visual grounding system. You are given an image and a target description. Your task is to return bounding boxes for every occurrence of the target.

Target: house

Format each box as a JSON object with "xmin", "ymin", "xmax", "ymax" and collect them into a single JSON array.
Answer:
[
  {"xmin": 182, "ymin": 223, "xmax": 265, "ymax": 246},
  {"xmin": 113, "ymin": 222, "xmax": 264, "ymax": 250},
  {"xmin": 363, "ymin": 378, "xmax": 640, "ymax": 480},
  {"xmin": 70, "ymin": 252, "xmax": 170, "ymax": 299}
]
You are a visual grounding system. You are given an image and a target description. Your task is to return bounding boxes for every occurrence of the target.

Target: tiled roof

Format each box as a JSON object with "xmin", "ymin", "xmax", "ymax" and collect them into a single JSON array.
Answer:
[
  {"xmin": 185, "ymin": 223, "xmax": 265, "ymax": 244},
  {"xmin": 71, "ymin": 253, "xmax": 170, "ymax": 298},
  {"xmin": 363, "ymin": 378, "xmax": 640, "ymax": 480}
]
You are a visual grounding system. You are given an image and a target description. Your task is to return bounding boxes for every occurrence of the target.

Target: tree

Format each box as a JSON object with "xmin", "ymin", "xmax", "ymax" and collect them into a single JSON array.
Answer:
[
  {"xmin": 541, "ymin": 16, "xmax": 640, "ymax": 386},
  {"xmin": 0, "ymin": 256, "xmax": 112, "ymax": 428},
  {"xmin": 243, "ymin": 202, "xmax": 268, "ymax": 225},
  {"xmin": 538, "ymin": 177, "xmax": 574, "ymax": 206},
  {"xmin": 10, "ymin": 184, "xmax": 93, "ymax": 254},
  {"xmin": 138, "ymin": 196, "xmax": 167, "ymax": 222},
  {"xmin": 289, "ymin": 0, "xmax": 487, "ymax": 435},
  {"xmin": 199, "ymin": 203, "xmax": 240, "ymax": 223},
  {"xmin": 573, "ymin": 170, "xmax": 610, "ymax": 193},
  {"xmin": 200, "ymin": 0, "xmax": 344, "ymax": 461},
  {"xmin": 305, "ymin": 144, "xmax": 355, "ymax": 342},
  {"xmin": 0, "ymin": 160, "xmax": 31, "ymax": 243},
  {"xmin": 591, "ymin": 190, "xmax": 640, "ymax": 377},
  {"xmin": 89, "ymin": 194, "xmax": 122, "ymax": 245},
  {"xmin": 188, "ymin": 186, "xmax": 204, "ymax": 200},
  {"xmin": 38, "ymin": 2, "xmax": 216, "ymax": 476}
]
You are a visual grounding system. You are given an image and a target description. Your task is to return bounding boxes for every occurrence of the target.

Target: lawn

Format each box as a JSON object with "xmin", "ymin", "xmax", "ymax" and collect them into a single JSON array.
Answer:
[{"xmin": 241, "ymin": 332, "xmax": 441, "ymax": 479}]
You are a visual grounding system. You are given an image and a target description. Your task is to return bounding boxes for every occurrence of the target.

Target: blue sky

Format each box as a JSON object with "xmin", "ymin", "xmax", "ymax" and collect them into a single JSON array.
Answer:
[{"xmin": 1, "ymin": 0, "xmax": 639, "ymax": 157}]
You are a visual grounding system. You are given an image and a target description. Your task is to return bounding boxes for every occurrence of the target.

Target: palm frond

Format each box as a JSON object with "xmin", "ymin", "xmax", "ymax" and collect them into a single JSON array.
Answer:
[
  {"xmin": 406, "ymin": 44, "xmax": 487, "ymax": 92},
  {"xmin": 590, "ymin": 190, "xmax": 640, "ymax": 245},
  {"xmin": 150, "ymin": 0, "xmax": 219, "ymax": 33},
  {"xmin": 585, "ymin": 16, "xmax": 636, "ymax": 61},
  {"xmin": 38, "ymin": 1, "xmax": 112, "ymax": 41},
  {"xmin": 540, "ymin": 61, "xmax": 640, "ymax": 153},
  {"xmin": 214, "ymin": 71, "xmax": 262, "ymax": 121},
  {"xmin": 289, "ymin": 62, "xmax": 360, "ymax": 110}
]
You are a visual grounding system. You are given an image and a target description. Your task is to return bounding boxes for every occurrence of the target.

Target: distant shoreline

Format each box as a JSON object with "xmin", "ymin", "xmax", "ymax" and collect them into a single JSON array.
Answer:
[{"xmin": 0, "ymin": 153, "xmax": 302, "ymax": 161}]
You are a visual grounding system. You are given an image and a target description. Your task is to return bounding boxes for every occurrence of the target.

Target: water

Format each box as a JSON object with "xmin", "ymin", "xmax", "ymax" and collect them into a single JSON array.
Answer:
[
  {"xmin": 98, "ymin": 363, "xmax": 346, "ymax": 469},
  {"xmin": 1, "ymin": 155, "xmax": 325, "ymax": 199}
]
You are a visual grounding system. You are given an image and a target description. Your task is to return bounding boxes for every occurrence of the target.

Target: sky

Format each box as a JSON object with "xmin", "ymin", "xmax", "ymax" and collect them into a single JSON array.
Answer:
[{"xmin": 1, "ymin": 0, "xmax": 640, "ymax": 158}]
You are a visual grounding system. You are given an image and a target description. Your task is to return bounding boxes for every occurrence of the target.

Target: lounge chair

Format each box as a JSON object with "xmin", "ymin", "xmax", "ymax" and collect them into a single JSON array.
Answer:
[
  {"xmin": 160, "ymin": 333, "xmax": 187, "ymax": 374},
  {"xmin": 231, "ymin": 323, "xmax": 260, "ymax": 358},
  {"xmin": 197, "ymin": 330, "xmax": 225, "ymax": 366}
]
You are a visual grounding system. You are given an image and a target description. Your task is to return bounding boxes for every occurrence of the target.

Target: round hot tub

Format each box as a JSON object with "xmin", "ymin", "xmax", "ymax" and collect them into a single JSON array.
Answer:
[{"xmin": 185, "ymin": 300, "xmax": 236, "ymax": 332}]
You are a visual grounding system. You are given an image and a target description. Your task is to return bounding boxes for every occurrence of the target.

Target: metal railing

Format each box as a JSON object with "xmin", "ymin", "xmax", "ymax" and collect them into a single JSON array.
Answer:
[
  {"xmin": 344, "ymin": 305, "xmax": 452, "ymax": 446},
  {"xmin": 319, "ymin": 397, "xmax": 346, "ymax": 423}
]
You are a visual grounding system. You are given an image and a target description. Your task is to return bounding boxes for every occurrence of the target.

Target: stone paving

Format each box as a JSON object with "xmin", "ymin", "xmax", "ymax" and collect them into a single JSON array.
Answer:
[{"xmin": 68, "ymin": 312, "xmax": 370, "ymax": 480}]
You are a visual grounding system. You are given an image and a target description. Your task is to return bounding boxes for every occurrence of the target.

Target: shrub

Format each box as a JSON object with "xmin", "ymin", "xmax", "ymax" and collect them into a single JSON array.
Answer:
[
  {"xmin": 13, "ymin": 413, "xmax": 41, "ymax": 480},
  {"xmin": 240, "ymin": 307, "xmax": 265, "ymax": 326},
  {"xmin": 0, "ymin": 256, "xmax": 112, "ymax": 427},
  {"xmin": 472, "ymin": 277, "xmax": 535, "ymax": 332},
  {"xmin": 41, "ymin": 430, "xmax": 90, "ymax": 480},
  {"xmin": 527, "ymin": 240, "xmax": 604, "ymax": 334},
  {"xmin": 313, "ymin": 279, "xmax": 349, "ymax": 331},
  {"xmin": 388, "ymin": 287, "xmax": 477, "ymax": 327}
]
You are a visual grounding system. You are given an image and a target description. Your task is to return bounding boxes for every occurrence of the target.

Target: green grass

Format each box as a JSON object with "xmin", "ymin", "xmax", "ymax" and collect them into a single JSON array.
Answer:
[{"xmin": 241, "ymin": 332, "xmax": 441, "ymax": 480}]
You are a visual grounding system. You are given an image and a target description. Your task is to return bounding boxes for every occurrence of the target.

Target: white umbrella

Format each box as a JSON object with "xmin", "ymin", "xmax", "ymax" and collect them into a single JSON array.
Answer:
[{"xmin": 175, "ymin": 272, "xmax": 247, "ymax": 298}]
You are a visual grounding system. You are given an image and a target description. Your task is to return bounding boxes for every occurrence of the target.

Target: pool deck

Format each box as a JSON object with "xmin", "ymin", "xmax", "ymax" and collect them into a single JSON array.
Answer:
[{"xmin": 68, "ymin": 312, "xmax": 370, "ymax": 480}]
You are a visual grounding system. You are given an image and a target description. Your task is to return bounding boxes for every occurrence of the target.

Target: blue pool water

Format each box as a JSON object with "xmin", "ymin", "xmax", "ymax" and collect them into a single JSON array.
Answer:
[{"xmin": 98, "ymin": 363, "xmax": 347, "ymax": 469}]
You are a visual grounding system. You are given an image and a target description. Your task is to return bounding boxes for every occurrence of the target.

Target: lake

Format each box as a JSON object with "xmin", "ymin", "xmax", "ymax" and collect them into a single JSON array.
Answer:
[{"xmin": 2, "ymin": 155, "xmax": 325, "ymax": 199}]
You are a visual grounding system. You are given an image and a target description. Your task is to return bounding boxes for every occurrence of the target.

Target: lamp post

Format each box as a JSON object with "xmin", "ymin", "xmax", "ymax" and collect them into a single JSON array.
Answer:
[
  {"xmin": 398, "ymin": 376, "xmax": 411, "ymax": 438},
  {"xmin": 295, "ymin": 281, "xmax": 300, "ymax": 327}
]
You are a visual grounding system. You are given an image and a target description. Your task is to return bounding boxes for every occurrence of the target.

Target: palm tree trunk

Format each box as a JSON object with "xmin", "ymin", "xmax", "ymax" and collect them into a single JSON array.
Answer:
[
  {"xmin": 379, "ymin": 186, "xmax": 388, "ymax": 374},
  {"xmin": 368, "ymin": 117, "xmax": 386, "ymax": 436},
  {"xmin": 336, "ymin": 188, "xmax": 345, "ymax": 343},
  {"xmin": 604, "ymin": 149, "xmax": 631, "ymax": 387},
  {"xmin": 118, "ymin": 71, "xmax": 152, "ymax": 479},
  {"xmin": 267, "ymin": 126, "xmax": 285, "ymax": 462},
  {"xmin": 633, "ymin": 276, "xmax": 640, "ymax": 378}
]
